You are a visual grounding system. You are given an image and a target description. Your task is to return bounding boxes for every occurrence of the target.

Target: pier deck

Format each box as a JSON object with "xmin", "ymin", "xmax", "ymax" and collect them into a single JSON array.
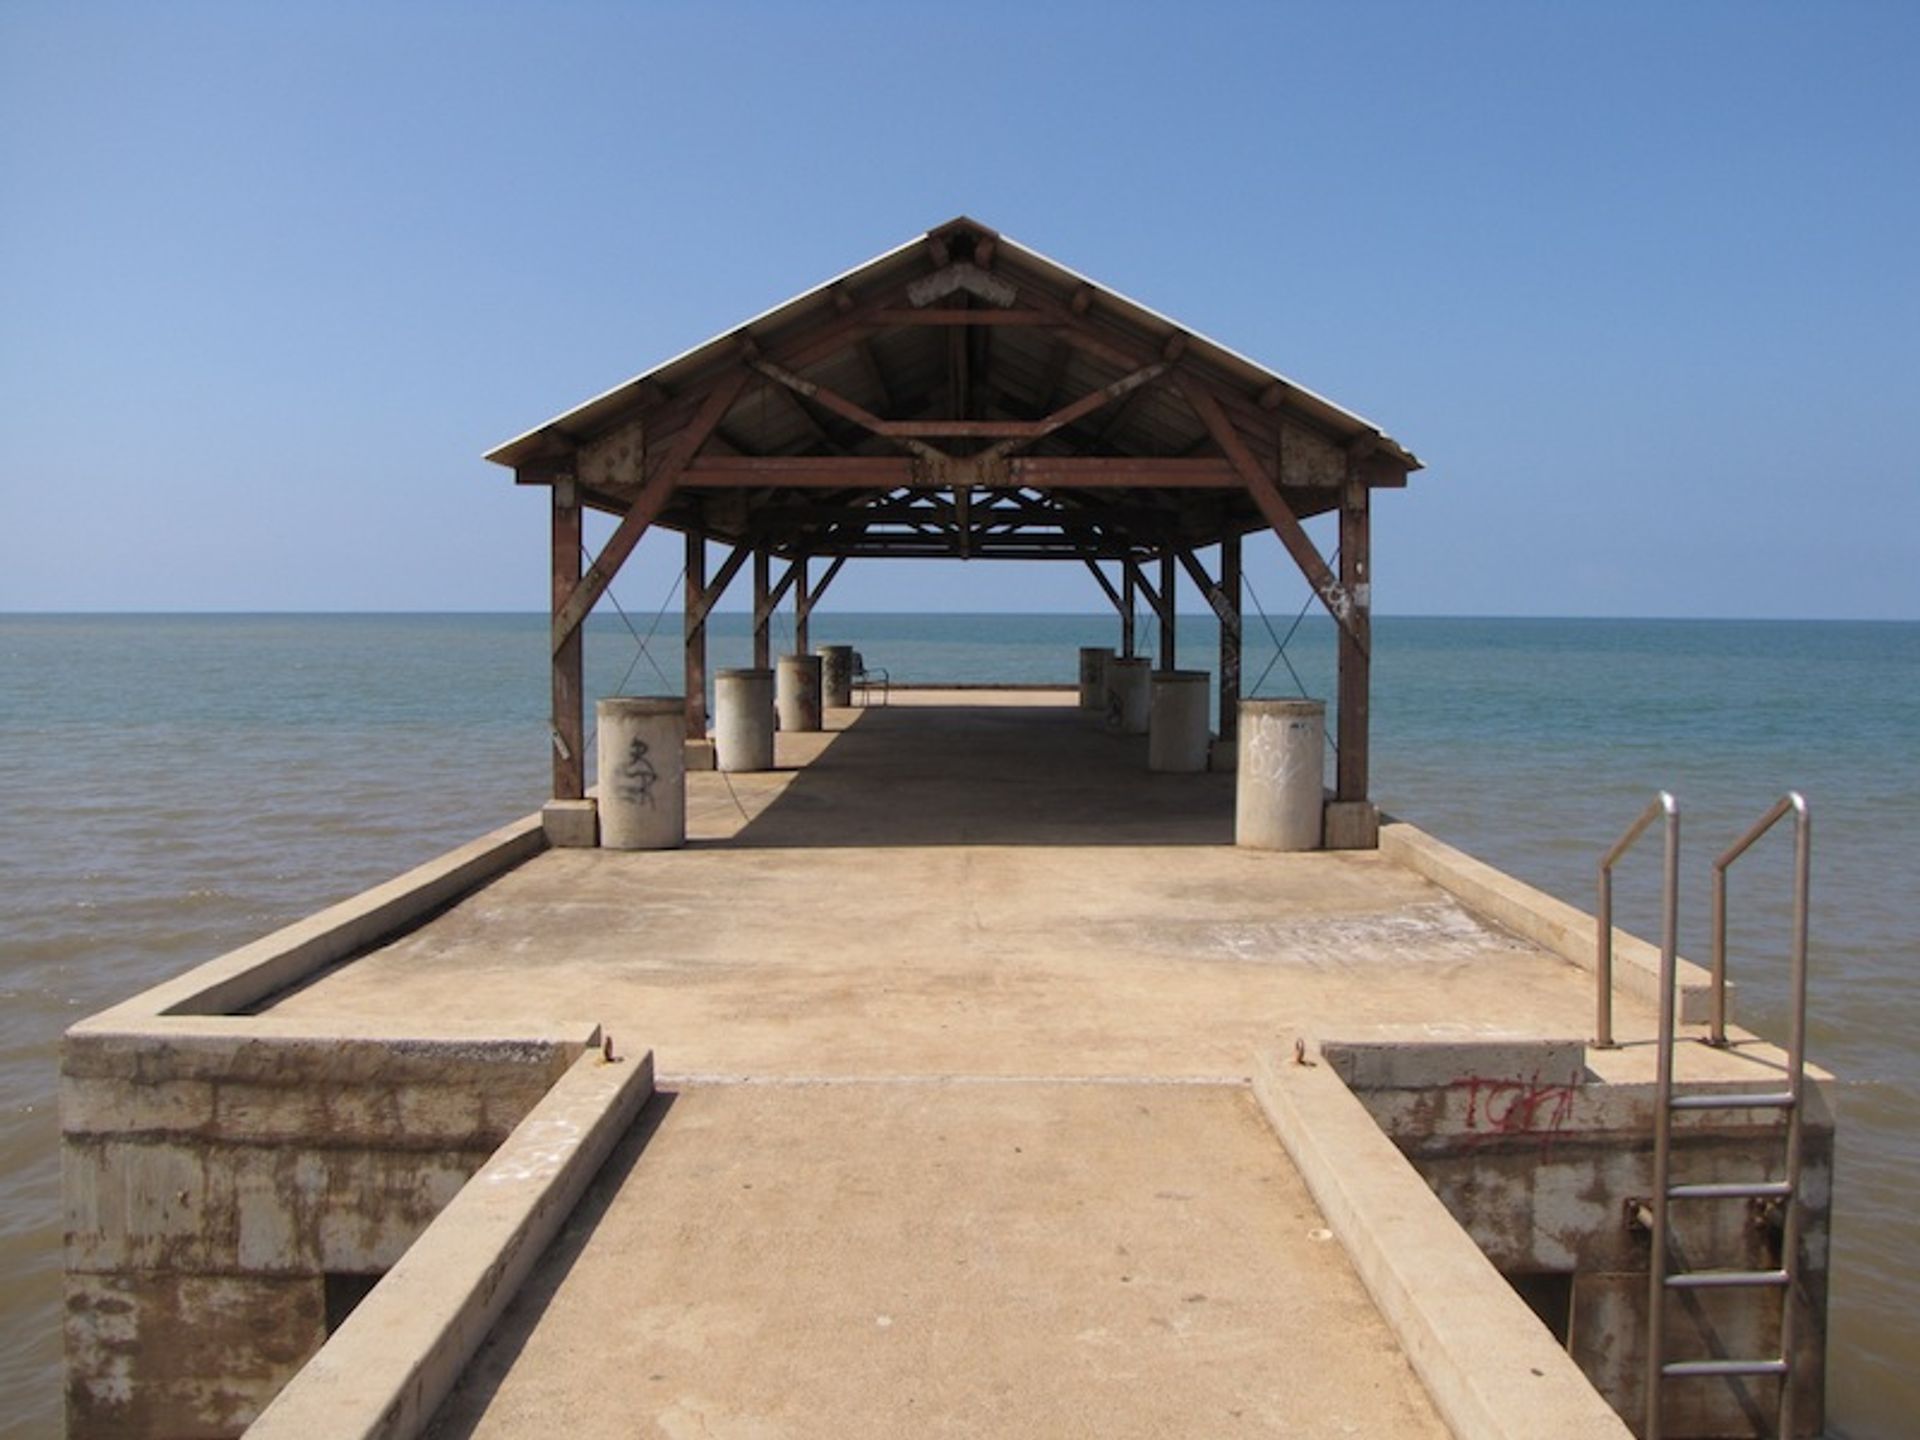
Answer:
[
  {"xmin": 254, "ymin": 692, "xmax": 1659, "ymax": 1437},
  {"xmin": 267, "ymin": 692, "xmax": 1621, "ymax": 1077}
]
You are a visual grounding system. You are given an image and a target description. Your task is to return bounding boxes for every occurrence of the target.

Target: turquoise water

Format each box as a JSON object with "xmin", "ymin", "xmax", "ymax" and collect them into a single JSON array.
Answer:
[{"xmin": 2, "ymin": 613, "xmax": 1915, "ymax": 1436}]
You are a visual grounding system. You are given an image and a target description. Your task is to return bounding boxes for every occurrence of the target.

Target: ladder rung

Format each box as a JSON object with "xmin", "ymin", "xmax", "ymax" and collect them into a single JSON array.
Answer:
[
  {"xmin": 1668, "ymin": 1180, "xmax": 1793, "ymax": 1201},
  {"xmin": 1669, "ymin": 1091, "xmax": 1795, "ymax": 1111},
  {"xmin": 1663, "ymin": 1358, "xmax": 1790, "ymax": 1379},
  {"xmin": 1666, "ymin": 1269, "xmax": 1790, "ymax": 1290}
]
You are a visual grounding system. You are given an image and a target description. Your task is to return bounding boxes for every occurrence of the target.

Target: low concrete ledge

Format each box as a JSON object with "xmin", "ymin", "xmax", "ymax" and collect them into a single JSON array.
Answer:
[
  {"xmin": 1380, "ymin": 819, "xmax": 1718, "ymax": 1025},
  {"xmin": 1253, "ymin": 1044, "xmax": 1633, "ymax": 1440},
  {"xmin": 78, "ymin": 812, "xmax": 547, "ymax": 1026},
  {"xmin": 244, "ymin": 1045, "xmax": 655, "ymax": 1440}
]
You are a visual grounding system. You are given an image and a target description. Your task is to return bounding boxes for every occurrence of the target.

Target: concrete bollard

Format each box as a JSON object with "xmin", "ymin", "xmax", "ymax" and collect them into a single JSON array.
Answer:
[
  {"xmin": 1148, "ymin": 670, "xmax": 1212, "ymax": 773},
  {"xmin": 1236, "ymin": 698, "xmax": 1325, "ymax": 850},
  {"xmin": 596, "ymin": 697, "xmax": 686, "ymax": 849},
  {"xmin": 1104, "ymin": 656, "xmax": 1151, "ymax": 735},
  {"xmin": 1078, "ymin": 646, "xmax": 1113, "ymax": 710},
  {"xmin": 713, "ymin": 668, "xmax": 775, "ymax": 772},
  {"xmin": 776, "ymin": 653, "xmax": 823, "ymax": 733},
  {"xmin": 817, "ymin": 644, "xmax": 854, "ymax": 709}
]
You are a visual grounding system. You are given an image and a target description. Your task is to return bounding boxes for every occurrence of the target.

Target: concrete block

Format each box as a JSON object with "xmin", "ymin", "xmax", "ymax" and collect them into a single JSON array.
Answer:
[
  {"xmin": 61, "ymin": 1077, "xmax": 213, "ymax": 1137},
  {"xmin": 248, "ymin": 1050, "xmax": 656, "ymax": 1440},
  {"xmin": 541, "ymin": 798, "xmax": 598, "ymax": 849},
  {"xmin": 1325, "ymin": 1036, "xmax": 1588, "ymax": 1092},
  {"xmin": 1207, "ymin": 736, "xmax": 1237, "ymax": 772},
  {"xmin": 64, "ymin": 1137, "xmax": 232, "ymax": 1274},
  {"xmin": 683, "ymin": 738, "xmax": 717, "ymax": 771},
  {"xmin": 66, "ymin": 1271, "xmax": 326, "ymax": 1440},
  {"xmin": 1251, "ymin": 1046, "xmax": 1634, "ymax": 1440},
  {"xmin": 1323, "ymin": 799, "xmax": 1380, "ymax": 850}
]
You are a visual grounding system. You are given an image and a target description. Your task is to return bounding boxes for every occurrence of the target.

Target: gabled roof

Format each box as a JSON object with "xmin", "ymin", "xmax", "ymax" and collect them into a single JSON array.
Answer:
[{"xmin": 486, "ymin": 216, "xmax": 1420, "ymax": 563}]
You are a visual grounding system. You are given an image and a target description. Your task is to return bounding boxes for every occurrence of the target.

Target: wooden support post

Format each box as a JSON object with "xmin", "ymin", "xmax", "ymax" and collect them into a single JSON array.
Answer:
[
  {"xmin": 684, "ymin": 530, "xmax": 707, "ymax": 742},
  {"xmin": 551, "ymin": 481, "xmax": 585, "ymax": 801},
  {"xmin": 1220, "ymin": 533, "xmax": 1242, "ymax": 744},
  {"xmin": 1159, "ymin": 550, "xmax": 1177, "ymax": 671},
  {"xmin": 1122, "ymin": 562, "xmax": 1136, "ymax": 658},
  {"xmin": 752, "ymin": 547, "xmax": 771, "ymax": 668},
  {"xmin": 1336, "ymin": 480, "xmax": 1371, "ymax": 802},
  {"xmin": 794, "ymin": 556, "xmax": 811, "ymax": 656}
]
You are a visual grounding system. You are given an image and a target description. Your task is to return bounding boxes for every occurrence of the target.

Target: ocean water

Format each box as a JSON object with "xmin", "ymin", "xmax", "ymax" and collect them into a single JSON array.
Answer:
[{"xmin": 1, "ymin": 612, "xmax": 1914, "ymax": 1437}]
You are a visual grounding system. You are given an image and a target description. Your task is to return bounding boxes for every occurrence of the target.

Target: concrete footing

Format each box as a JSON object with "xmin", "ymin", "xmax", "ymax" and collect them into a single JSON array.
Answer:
[
  {"xmin": 1077, "ymin": 646, "xmax": 1112, "ymax": 711},
  {"xmin": 777, "ymin": 653, "xmax": 823, "ymax": 733},
  {"xmin": 1323, "ymin": 800, "xmax": 1380, "ymax": 850},
  {"xmin": 595, "ymin": 697, "xmax": 685, "ymax": 850},
  {"xmin": 714, "ymin": 668, "xmax": 775, "ymax": 773},
  {"xmin": 817, "ymin": 645, "xmax": 853, "ymax": 709},
  {"xmin": 1148, "ymin": 670, "xmax": 1211, "ymax": 773},
  {"xmin": 1235, "ymin": 698, "xmax": 1326, "ymax": 850},
  {"xmin": 539, "ymin": 799, "xmax": 598, "ymax": 849},
  {"xmin": 1104, "ymin": 657, "xmax": 1151, "ymax": 734}
]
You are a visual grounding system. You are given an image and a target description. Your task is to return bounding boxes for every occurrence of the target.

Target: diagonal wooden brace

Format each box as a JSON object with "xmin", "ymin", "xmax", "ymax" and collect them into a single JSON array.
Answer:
[
  {"xmin": 1175, "ymin": 549, "xmax": 1242, "ymax": 638},
  {"xmin": 551, "ymin": 368, "xmax": 749, "ymax": 653},
  {"xmin": 1175, "ymin": 380, "xmax": 1364, "ymax": 653}
]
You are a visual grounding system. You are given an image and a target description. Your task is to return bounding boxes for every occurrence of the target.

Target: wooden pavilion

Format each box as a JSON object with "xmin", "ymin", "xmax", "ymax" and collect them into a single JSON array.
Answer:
[{"xmin": 485, "ymin": 217, "xmax": 1421, "ymax": 846}]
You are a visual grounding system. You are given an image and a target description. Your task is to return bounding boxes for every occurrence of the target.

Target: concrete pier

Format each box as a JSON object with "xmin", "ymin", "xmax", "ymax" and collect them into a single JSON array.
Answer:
[
  {"xmin": 776, "ymin": 652, "xmax": 823, "ymax": 732},
  {"xmin": 62, "ymin": 693, "xmax": 1830, "ymax": 1440},
  {"xmin": 1236, "ymin": 697, "xmax": 1325, "ymax": 850},
  {"xmin": 1103, "ymin": 655, "xmax": 1150, "ymax": 734},
  {"xmin": 713, "ymin": 668, "xmax": 774, "ymax": 772},
  {"xmin": 594, "ymin": 697, "xmax": 685, "ymax": 849},
  {"xmin": 1077, "ymin": 645, "xmax": 1111, "ymax": 710},
  {"xmin": 817, "ymin": 644, "xmax": 853, "ymax": 708},
  {"xmin": 1148, "ymin": 669, "xmax": 1211, "ymax": 772}
]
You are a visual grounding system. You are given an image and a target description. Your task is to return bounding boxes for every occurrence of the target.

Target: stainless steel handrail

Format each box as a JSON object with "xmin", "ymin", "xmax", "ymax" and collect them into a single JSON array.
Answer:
[
  {"xmin": 1646, "ymin": 793, "xmax": 1812, "ymax": 1440},
  {"xmin": 1595, "ymin": 791, "xmax": 1678, "ymax": 1049},
  {"xmin": 1707, "ymin": 792, "xmax": 1811, "ymax": 1440},
  {"xmin": 1708, "ymin": 792, "xmax": 1809, "ymax": 1048}
]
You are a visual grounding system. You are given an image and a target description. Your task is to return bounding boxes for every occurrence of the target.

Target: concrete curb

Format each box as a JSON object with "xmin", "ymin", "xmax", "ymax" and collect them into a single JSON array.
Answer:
[
  {"xmin": 76, "ymin": 811, "xmax": 547, "ymax": 1027},
  {"xmin": 1252, "ymin": 1044, "xmax": 1634, "ymax": 1440},
  {"xmin": 1380, "ymin": 819, "xmax": 1719, "ymax": 1025},
  {"xmin": 244, "ymin": 1046, "xmax": 655, "ymax": 1440}
]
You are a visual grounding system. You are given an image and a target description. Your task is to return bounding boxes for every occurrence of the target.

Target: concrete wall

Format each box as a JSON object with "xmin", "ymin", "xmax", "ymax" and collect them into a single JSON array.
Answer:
[
  {"xmin": 1324, "ymin": 1038, "xmax": 1831, "ymax": 1439},
  {"xmin": 62, "ymin": 1023, "xmax": 589, "ymax": 1439}
]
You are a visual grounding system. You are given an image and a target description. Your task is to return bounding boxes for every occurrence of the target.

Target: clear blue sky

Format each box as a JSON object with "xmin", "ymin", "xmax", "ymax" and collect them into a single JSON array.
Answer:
[{"xmin": 3, "ymin": 1, "xmax": 1915, "ymax": 618}]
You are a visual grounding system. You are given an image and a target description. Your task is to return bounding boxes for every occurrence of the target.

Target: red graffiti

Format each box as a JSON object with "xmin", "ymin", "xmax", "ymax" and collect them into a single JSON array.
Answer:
[{"xmin": 1450, "ymin": 1071, "xmax": 1579, "ymax": 1150}]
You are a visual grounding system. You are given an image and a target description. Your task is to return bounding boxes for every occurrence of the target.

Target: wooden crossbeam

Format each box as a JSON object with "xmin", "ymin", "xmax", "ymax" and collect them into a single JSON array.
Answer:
[
  {"xmin": 1175, "ymin": 380, "xmax": 1361, "ymax": 648},
  {"xmin": 978, "ymin": 362, "xmax": 1169, "ymax": 462},
  {"xmin": 551, "ymin": 369, "xmax": 749, "ymax": 652},
  {"xmin": 870, "ymin": 309, "xmax": 1050, "ymax": 326},
  {"xmin": 680, "ymin": 455, "xmax": 1246, "ymax": 489}
]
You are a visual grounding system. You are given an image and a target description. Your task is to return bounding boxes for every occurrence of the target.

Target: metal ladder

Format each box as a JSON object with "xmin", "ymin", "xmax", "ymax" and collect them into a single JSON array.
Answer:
[{"xmin": 1642, "ymin": 793, "xmax": 1812, "ymax": 1440}]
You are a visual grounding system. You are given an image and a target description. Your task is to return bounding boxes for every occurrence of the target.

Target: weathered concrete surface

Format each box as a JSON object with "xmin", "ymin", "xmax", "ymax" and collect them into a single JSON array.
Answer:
[
  {"xmin": 249, "ymin": 1047, "xmax": 654, "ymax": 1440},
  {"xmin": 1254, "ymin": 1044, "xmax": 1635, "ymax": 1440},
  {"xmin": 71, "ymin": 693, "xmax": 1796, "ymax": 1438},
  {"xmin": 267, "ymin": 699, "xmax": 1659, "ymax": 1079},
  {"xmin": 428, "ymin": 1082, "xmax": 1451, "ymax": 1440},
  {"xmin": 61, "ymin": 1021, "xmax": 598, "ymax": 1438},
  {"xmin": 1328, "ymin": 1036, "xmax": 1833, "ymax": 1437}
]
